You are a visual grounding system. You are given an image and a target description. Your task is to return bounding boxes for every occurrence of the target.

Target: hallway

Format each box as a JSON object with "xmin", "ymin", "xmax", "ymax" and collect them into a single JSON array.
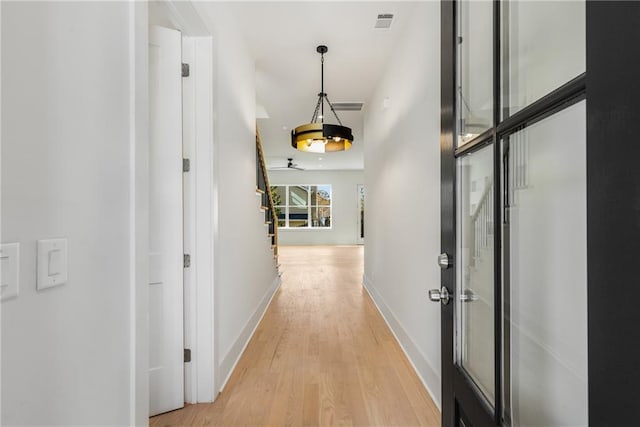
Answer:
[{"xmin": 151, "ymin": 246, "xmax": 440, "ymax": 426}]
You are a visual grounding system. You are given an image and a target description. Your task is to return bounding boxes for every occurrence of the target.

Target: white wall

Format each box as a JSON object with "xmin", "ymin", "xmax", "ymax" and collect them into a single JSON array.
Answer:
[
  {"xmin": 362, "ymin": 2, "xmax": 442, "ymax": 407},
  {"xmin": 269, "ymin": 169, "xmax": 363, "ymax": 246},
  {"xmin": 193, "ymin": 2, "xmax": 280, "ymax": 392},
  {"xmin": 1, "ymin": 2, "xmax": 142, "ymax": 425}
]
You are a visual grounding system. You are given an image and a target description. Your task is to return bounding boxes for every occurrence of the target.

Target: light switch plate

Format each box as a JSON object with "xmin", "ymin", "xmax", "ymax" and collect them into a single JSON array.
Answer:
[
  {"xmin": 0, "ymin": 243, "xmax": 20, "ymax": 301},
  {"xmin": 37, "ymin": 239, "xmax": 68, "ymax": 290}
]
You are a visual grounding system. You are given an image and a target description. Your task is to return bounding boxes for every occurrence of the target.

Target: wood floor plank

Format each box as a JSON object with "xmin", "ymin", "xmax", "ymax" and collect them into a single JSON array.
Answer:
[{"xmin": 150, "ymin": 246, "xmax": 440, "ymax": 426}]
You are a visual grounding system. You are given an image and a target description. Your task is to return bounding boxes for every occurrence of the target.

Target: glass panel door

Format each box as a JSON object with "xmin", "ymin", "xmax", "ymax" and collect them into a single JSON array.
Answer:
[
  {"xmin": 456, "ymin": 145, "xmax": 495, "ymax": 404},
  {"xmin": 441, "ymin": 1, "xmax": 587, "ymax": 425},
  {"xmin": 503, "ymin": 101, "xmax": 588, "ymax": 426}
]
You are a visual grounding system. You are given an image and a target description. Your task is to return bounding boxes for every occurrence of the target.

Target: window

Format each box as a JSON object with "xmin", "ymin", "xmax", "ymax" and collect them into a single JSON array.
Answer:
[{"xmin": 270, "ymin": 185, "xmax": 332, "ymax": 229}]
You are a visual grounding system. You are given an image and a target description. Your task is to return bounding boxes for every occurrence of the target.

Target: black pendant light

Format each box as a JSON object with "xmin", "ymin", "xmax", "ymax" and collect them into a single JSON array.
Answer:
[{"xmin": 291, "ymin": 45, "xmax": 354, "ymax": 153}]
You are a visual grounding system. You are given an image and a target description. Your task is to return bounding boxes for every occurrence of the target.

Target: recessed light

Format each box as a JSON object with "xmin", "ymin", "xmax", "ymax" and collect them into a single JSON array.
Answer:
[
  {"xmin": 319, "ymin": 164, "xmax": 324, "ymax": 168},
  {"xmin": 282, "ymin": 125, "xmax": 288, "ymax": 131},
  {"xmin": 318, "ymin": 157, "xmax": 323, "ymax": 160}
]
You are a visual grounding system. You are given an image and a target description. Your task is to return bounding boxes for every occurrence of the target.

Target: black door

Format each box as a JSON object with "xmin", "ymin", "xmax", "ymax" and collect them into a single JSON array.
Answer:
[{"xmin": 438, "ymin": 1, "xmax": 640, "ymax": 426}]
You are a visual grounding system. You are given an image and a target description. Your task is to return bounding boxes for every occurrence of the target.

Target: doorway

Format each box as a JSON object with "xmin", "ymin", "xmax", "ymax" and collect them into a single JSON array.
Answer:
[
  {"xmin": 437, "ymin": 1, "xmax": 588, "ymax": 425},
  {"xmin": 148, "ymin": 19, "xmax": 217, "ymax": 416},
  {"xmin": 438, "ymin": 1, "xmax": 640, "ymax": 425}
]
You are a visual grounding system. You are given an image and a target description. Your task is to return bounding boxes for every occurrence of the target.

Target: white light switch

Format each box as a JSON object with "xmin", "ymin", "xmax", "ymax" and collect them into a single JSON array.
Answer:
[
  {"xmin": 37, "ymin": 239, "xmax": 68, "ymax": 290},
  {"xmin": 0, "ymin": 243, "xmax": 20, "ymax": 302}
]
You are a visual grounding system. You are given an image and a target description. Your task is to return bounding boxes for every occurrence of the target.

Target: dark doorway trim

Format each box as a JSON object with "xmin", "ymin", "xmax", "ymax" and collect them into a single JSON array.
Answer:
[{"xmin": 586, "ymin": 2, "xmax": 640, "ymax": 424}]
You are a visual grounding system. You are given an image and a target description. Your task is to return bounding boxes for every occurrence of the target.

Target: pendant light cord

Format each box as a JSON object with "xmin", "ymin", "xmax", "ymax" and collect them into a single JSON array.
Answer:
[
  {"xmin": 321, "ymin": 53, "xmax": 324, "ymax": 123},
  {"xmin": 309, "ymin": 47, "xmax": 343, "ymax": 126}
]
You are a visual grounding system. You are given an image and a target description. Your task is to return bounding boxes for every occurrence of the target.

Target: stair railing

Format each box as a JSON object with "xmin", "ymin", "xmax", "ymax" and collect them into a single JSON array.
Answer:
[
  {"xmin": 470, "ymin": 180, "xmax": 493, "ymax": 266},
  {"xmin": 255, "ymin": 129, "xmax": 278, "ymax": 257}
]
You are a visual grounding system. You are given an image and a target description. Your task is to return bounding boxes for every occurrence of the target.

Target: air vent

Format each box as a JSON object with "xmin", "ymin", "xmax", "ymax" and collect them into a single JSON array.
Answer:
[
  {"xmin": 332, "ymin": 102, "xmax": 364, "ymax": 111},
  {"xmin": 375, "ymin": 13, "xmax": 394, "ymax": 29}
]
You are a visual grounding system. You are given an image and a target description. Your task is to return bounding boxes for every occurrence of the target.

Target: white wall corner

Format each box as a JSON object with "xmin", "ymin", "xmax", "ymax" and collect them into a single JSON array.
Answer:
[
  {"xmin": 130, "ymin": 1, "xmax": 150, "ymax": 424},
  {"xmin": 217, "ymin": 274, "xmax": 281, "ymax": 392},
  {"xmin": 363, "ymin": 274, "xmax": 442, "ymax": 409}
]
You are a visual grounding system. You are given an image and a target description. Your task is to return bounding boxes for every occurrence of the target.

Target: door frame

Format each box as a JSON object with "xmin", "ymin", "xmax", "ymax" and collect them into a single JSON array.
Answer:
[
  {"xmin": 181, "ymin": 34, "xmax": 216, "ymax": 405},
  {"xmin": 585, "ymin": 2, "xmax": 640, "ymax": 424},
  {"xmin": 440, "ymin": 1, "xmax": 640, "ymax": 425},
  {"xmin": 132, "ymin": 1, "xmax": 217, "ymax": 422},
  {"xmin": 153, "ymin": 0, "xmax": 217, "ymax": 406}
]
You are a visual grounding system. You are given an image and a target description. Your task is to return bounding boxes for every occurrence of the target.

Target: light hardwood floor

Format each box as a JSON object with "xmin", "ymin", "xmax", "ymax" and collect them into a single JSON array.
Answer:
[{"xmin": 150, "ymin": 245, "xmax": 440, "ymax": 426}]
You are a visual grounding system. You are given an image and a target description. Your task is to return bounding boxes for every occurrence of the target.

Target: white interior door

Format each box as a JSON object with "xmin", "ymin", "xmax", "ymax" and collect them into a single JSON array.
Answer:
[{"xmin": 148, "ymin": 25, "xmax": 184, "ymax": 417}]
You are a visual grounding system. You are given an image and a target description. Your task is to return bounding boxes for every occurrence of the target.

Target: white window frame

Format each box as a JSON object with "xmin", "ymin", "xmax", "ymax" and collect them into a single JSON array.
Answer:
[{"xmin": 272, "ymin": 184, "xmax": 332, "ymax": 230}]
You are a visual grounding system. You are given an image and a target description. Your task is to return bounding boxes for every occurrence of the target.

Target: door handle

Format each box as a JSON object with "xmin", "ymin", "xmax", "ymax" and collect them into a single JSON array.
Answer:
[
  {"xmin": 438, "ymin": 252, "xmax": 451, "ymax": 269},
  {"xmin": 428, "ymin": 287, "xmax": 450, "ymax": 305}
]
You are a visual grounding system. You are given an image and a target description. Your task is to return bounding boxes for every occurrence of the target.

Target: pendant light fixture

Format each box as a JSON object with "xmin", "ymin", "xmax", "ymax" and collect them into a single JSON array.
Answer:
[{"xmin": 291, "ymin": 45, "xmax": 354, "ymax": 153}]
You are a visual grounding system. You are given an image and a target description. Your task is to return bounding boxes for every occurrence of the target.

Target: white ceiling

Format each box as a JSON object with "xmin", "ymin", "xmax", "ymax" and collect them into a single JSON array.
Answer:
[{"xmin": 206, "ymin": 1, "xmax": 420, "ymax": 171}]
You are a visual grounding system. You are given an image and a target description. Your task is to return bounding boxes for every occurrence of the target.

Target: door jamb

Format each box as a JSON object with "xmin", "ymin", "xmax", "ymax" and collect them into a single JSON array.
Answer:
[
  {"xmin": 157, "ymin": 0, "xmax": 217, "ymax": 405},
  {"xmin": 136, "ymin": 2, "xmax": 217, "ymax": 421},
  {"xmin": 181, "ymin": 34, "xmax": 216, "ymax": 404}
]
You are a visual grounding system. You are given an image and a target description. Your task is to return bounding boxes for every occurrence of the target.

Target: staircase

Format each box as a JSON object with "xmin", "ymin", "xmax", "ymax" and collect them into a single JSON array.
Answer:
[
  {"xmin": 469, "ymin": 129, "xmax": 529, "ymax": 271},
  {"xmin": 469, "ymin": 180, "xmax": 493, "ymax": 270},
  {"xmin": 255, "ymin": 129, "xmax": 279, "ymax": 263}
]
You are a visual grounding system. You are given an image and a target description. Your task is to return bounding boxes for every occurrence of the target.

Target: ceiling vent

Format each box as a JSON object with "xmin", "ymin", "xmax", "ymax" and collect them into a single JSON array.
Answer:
[
  {"xmin": 374, "ymin": 13, "xmax": 394, "ymax": 29},
  {"xmin": 331, "ymin": 102, "xmax": 364, "ymax": 112}
]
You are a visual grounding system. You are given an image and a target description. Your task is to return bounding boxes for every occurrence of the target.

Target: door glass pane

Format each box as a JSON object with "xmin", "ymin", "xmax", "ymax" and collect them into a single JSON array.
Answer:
[
  {"xmin": 458, "ymin": 0, "xmax": 493, "ymax": 146},
  {"xmin": 502, "ymin": 1, "xmax": 585, "ymax": 117},
  {"xmin": 456, "ymin": 144, "xmax": 495, "ymax": 404},
  {"xmin": 503, "ymin": 101, "xmax": 587, "ymax": 426}
]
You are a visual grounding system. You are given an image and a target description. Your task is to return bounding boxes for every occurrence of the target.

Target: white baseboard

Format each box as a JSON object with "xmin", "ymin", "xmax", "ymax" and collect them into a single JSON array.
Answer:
[
  {"xmin": 363, "ymin": 274, "xmax": 442, "ymax": 409},
  {"xmin": 218, "ymin": 274, "xmax": 281, "ymax": 392}
]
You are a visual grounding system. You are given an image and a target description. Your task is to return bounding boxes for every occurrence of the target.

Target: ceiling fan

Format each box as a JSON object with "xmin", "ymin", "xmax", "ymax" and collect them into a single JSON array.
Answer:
[{"xmin": 271, "ymin": 158, "xmax": 305, "ymax": 171}]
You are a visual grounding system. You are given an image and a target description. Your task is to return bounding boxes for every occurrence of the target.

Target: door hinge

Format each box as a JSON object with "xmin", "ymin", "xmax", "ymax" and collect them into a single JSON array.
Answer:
[
  {"xmin": 183, "ymin": 158, "xmax": 190, "ymax": 172},
  {"xmin": 182, "ymin": 63, "xmax": 190, "ymax": 77},
  {"xmin": 184, "ymin": 254, "xmax": 191, "ymax": 268},
  {"xmin": 184, "ymin": 348, "xmax": 191, "ymax": 363}
]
